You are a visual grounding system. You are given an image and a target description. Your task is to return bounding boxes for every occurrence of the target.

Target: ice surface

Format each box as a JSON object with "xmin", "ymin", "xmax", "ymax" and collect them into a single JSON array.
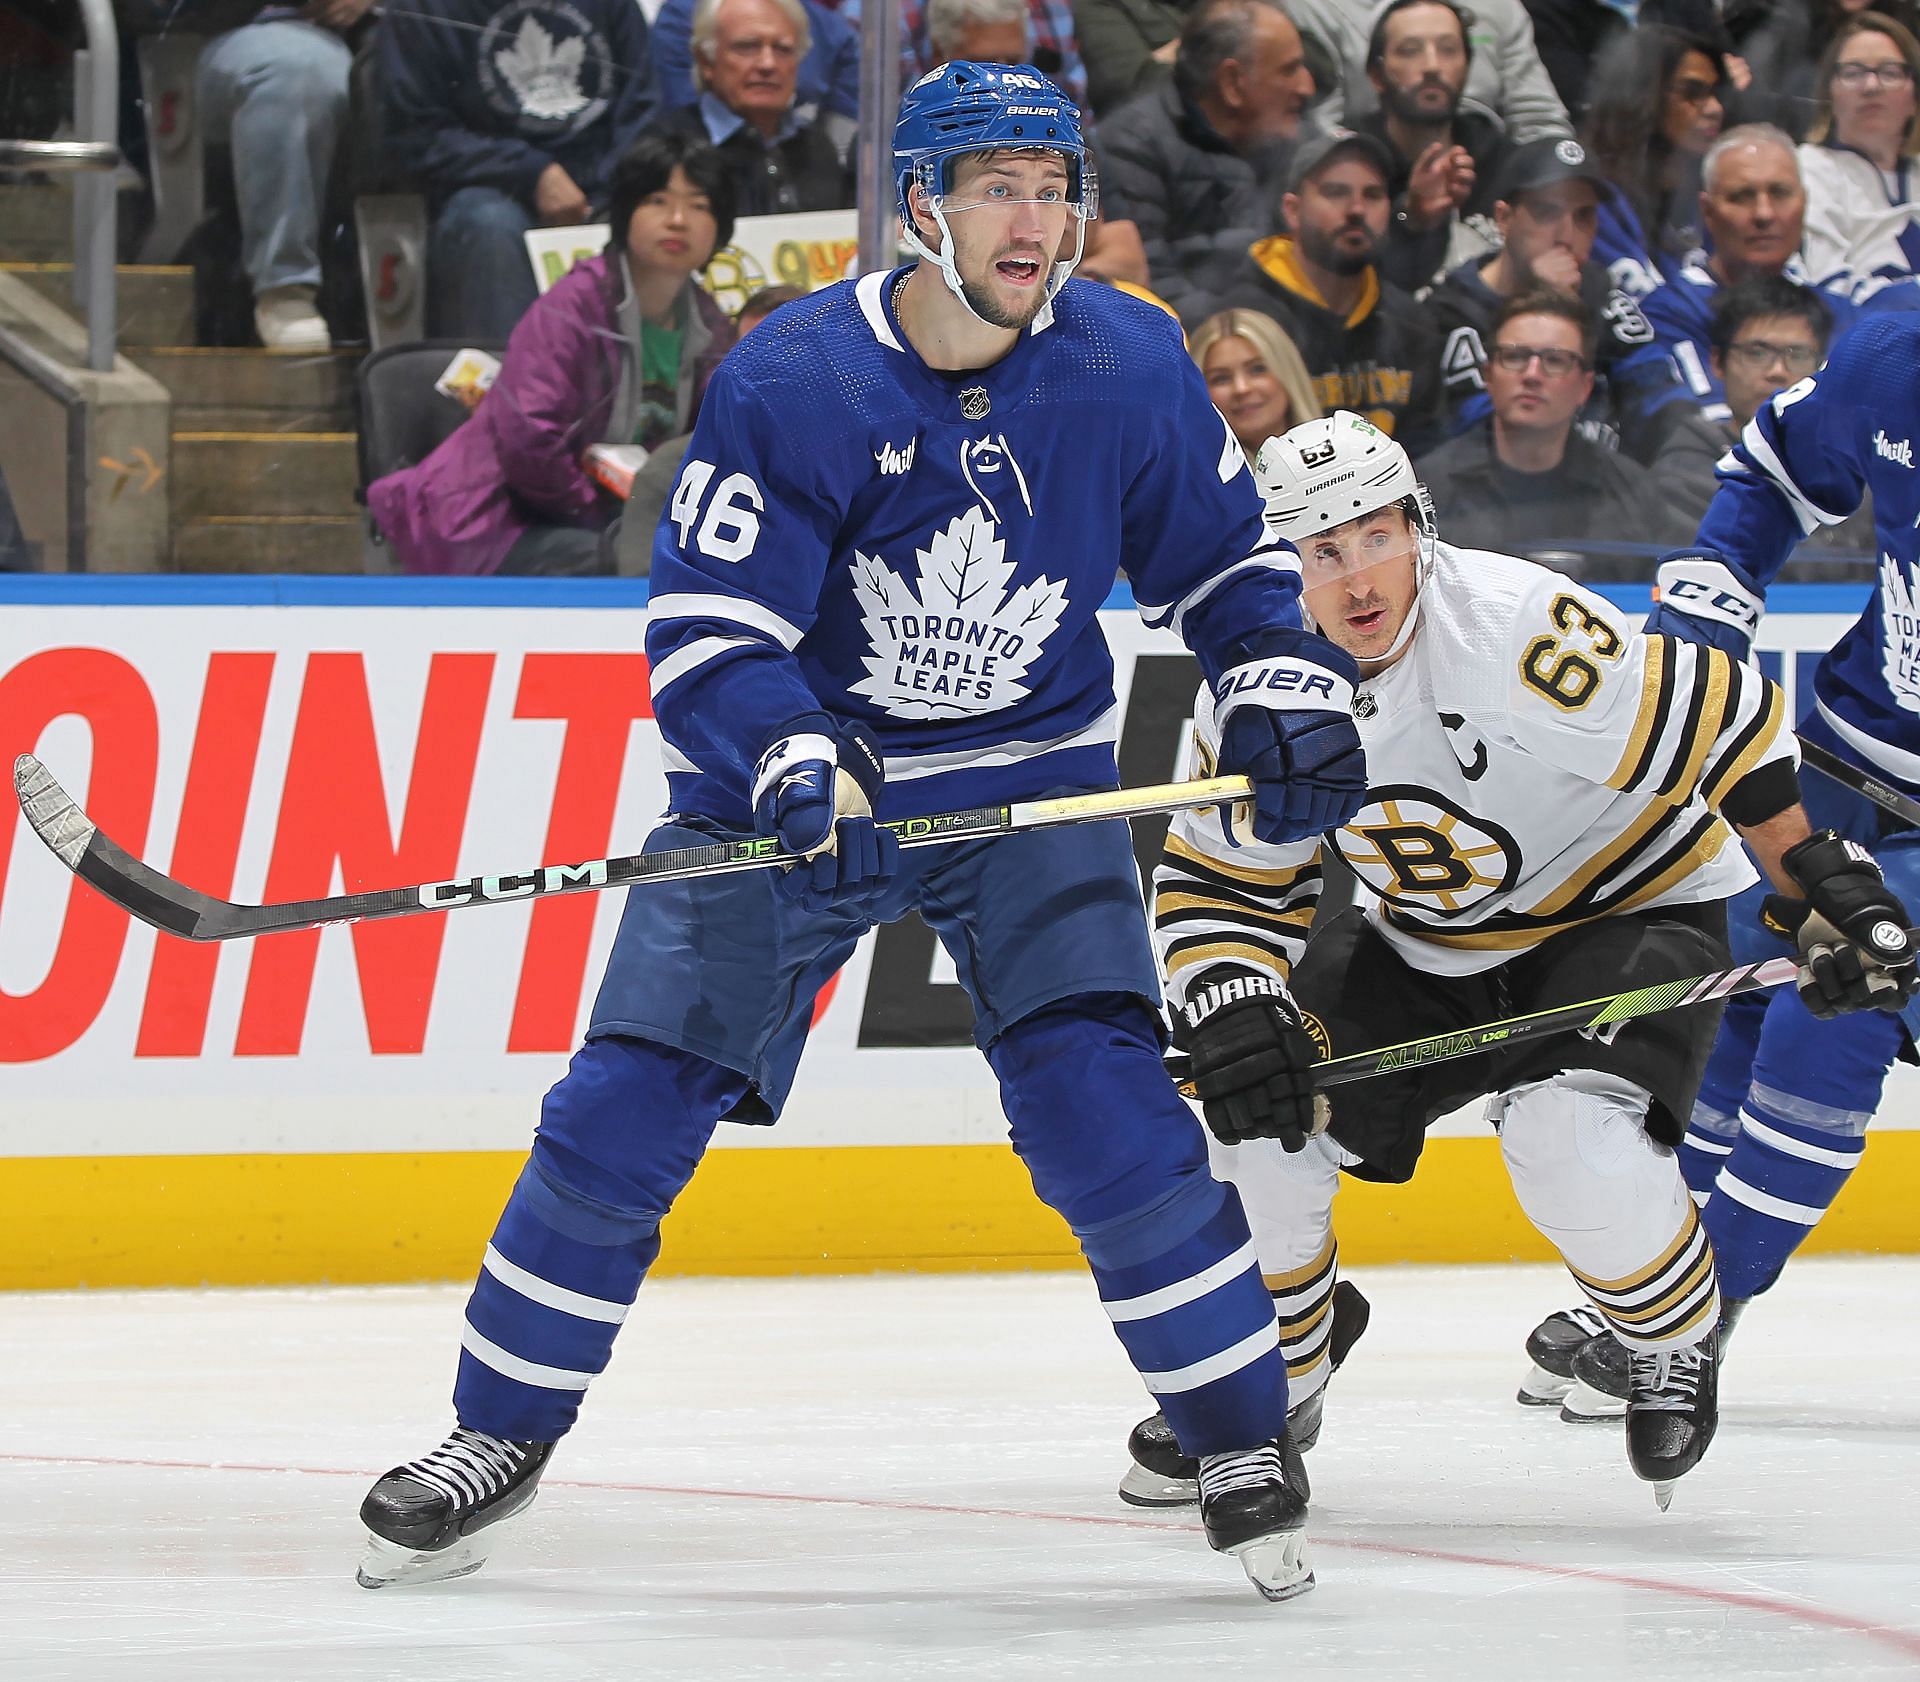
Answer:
[{"xmin": 3, "ymin": 1259, "xmax": 1916, "ymax": 1681}]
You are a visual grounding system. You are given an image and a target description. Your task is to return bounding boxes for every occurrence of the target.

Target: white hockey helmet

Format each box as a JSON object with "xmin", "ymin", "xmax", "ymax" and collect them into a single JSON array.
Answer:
[{"xmin": 1252, "ymin": 410, "xmax": 1433, "ymax": 546}]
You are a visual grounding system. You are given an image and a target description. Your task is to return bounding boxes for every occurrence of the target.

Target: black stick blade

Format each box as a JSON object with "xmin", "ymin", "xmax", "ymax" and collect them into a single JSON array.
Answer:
[{"xmin": 14, "ymin": 752, "xmax": 231, "ymax": 940}]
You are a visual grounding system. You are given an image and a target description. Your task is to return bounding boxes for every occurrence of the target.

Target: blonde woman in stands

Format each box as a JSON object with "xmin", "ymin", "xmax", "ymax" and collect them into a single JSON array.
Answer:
[
  {"xmin": 1190, "ymin": 309, "xmax": 1324, "ymax": 463},
  {"xmin": 1798, "ymin": 11, "xmax": 1920, "ymax": 281}
]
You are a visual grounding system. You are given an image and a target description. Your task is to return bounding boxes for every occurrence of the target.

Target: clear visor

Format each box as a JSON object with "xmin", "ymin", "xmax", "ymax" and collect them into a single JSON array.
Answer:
[
  {"xmin": 1296, "ymin": 510, "xmax": 1420, "ymax": 591},
  {"xmin": 911, "ymin": 152, "xmax": 1097, "ymax": 221}
]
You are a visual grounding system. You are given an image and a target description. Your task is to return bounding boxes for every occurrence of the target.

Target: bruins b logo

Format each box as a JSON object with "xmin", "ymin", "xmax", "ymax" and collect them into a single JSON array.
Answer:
[{"xmin": 1340, "ymin": 787, "xmax": 1520, "ymax": 913}]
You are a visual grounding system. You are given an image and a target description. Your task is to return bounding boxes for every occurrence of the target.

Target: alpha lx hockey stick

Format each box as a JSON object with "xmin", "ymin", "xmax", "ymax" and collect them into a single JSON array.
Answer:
[
  {"xmin": 1305, "ymin": 951, "xmax": 1811, "ymax": 1089},
  {"xmin": 1796, "ymin": 735, "xmax": 1920, "ymax": 829},
  {"xmin": 12, "ymin": 752, "xmax": 1254, "ymax": 945}
]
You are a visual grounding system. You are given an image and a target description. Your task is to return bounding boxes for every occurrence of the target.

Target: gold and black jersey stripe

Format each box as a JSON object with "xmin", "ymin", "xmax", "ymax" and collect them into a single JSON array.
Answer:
[
  {"xmin": 1606, "ymin": 638, "xmax": 1783, "ymax": 811},
  {"xmin": 1265, "ymin": 1235, "xmax": 1338, "ymax": 1382},
  {"xmin": 1153, "ymin": 830, "xmax": 1321, "ymax": 994}
]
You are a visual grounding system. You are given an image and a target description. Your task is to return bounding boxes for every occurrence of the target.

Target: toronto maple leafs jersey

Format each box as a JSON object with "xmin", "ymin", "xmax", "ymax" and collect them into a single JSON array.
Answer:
[
  {"xmin": 1696, "ymin": 312, "xmax": 1920, "ymax": 799},
  {"xmin": 644, "ymin": 268, "xmax": 1314, "ymax": 821},
  {"xmin": 1153, "ymin": 542, "xmax": 1796, "ymax": 988}
]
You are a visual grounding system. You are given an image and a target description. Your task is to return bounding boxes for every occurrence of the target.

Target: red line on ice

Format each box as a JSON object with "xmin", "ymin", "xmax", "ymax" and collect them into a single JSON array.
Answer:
[{"xmin": 5, "ymin": 1449, "xmax": 1917, "ymax": 1662}]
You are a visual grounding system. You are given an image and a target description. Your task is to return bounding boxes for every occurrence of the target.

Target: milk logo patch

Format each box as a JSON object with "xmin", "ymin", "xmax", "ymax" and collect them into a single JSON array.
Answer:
[
  {"xmin": 875, "ymin": 437, "xmax": 917, "ymax": 476},
  {"xmin": 1875, "ymin": 430, "xmax": 1915, "ymax": 469}
]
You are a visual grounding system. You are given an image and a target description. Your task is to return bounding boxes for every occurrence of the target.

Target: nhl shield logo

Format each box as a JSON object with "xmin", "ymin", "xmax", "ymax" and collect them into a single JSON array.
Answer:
[{"xmin": 959, "ymin": 385, "xmax": 991, "ymax": 420}]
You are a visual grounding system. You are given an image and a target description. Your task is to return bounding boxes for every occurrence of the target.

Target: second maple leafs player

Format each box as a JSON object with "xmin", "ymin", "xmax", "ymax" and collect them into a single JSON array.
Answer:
[
  {"xmin": 352, "ymin": 65, "xmax": 1366, "ymax": 1602},
  {"xmin": 1122, "ymin": 412, "xmax": 1916, "ymax": 1510}
]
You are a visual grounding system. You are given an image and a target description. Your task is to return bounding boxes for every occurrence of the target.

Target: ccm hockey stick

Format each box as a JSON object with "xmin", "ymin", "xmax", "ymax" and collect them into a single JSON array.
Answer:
[
  {"xmin": 12, "ymin": 752, "xmax": 1253, "ymax": 944},
  {"xmin": 1797, "ymin": 735, "xmax": 1920, "ymax": 828}
]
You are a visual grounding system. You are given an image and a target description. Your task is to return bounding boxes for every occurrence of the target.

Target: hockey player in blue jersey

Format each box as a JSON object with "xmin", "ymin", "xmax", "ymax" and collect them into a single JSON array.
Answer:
[
  {"xmin": 353, "ymin": 63, "xmax": 1366, "ymax": 1602},
  {"xmin": 1522, "ymin": 312, "xmax": 1920, "ymax": 1418}
]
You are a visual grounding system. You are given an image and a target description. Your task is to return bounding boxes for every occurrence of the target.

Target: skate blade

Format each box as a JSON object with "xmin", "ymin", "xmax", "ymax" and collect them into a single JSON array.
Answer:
[
  {"xmin": 1517, "ymin": 1362, "xmax": 1572, "ymax": 1406},
  {"xmin": 1229, "ymin": 1530, "xmax": 1315, "ymax": 1602},
  {"xmin": 356, "ymin": 1529, "xmax": 495, "ymax": 1589},
  {"xmin": 1558, "ymin": 1379, "xmax": 1626, "ymax": 1424},
  {"xmin": 1653, "ymin": 1481, "xmax": 1675, "ymax": 1513},
  {"xmin": 1117, "ymin": 1463, "xmax": 1199, "ymax": 1508}
]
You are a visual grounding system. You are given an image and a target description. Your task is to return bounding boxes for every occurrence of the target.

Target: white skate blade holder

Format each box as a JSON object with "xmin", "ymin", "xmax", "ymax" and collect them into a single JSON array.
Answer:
[
  {"xmin": 1517, "ymin": 1361, "xmax": 1572, "ymax": 1407},
  {"xmin": 1652, "ymin": 1480, "xmax": 1676, "ymax": 1514},
  {"xmin": 357, "ymin": 1528, "xmax": 500, "ymax": 1589},
  {"xmin": 1557, "ymin": 1379, "xmax": 1627, "ymax": 1424},
  {"xmin": 1229, "ymin": 1529, "xmax": 1315, "ymax": 1602},
  {"xmin": 1117, "ymin": 1463, "xmax": 1199, "ymax": 1508}
]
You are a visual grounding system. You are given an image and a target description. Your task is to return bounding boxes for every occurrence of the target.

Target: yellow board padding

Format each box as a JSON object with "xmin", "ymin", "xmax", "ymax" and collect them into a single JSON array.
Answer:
[{"xmin": 3, "ymin": 1131, "xmax": 1918, "ymax": 1291}]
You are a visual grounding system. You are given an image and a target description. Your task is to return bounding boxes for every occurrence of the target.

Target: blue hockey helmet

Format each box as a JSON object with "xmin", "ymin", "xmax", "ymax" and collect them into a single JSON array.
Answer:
[{"xmin": 892, "ymin": 62, "xmax": 1096, "ymax": 326}]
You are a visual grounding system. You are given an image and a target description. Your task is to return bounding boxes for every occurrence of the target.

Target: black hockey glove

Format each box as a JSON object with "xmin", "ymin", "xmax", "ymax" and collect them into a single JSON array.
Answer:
[
  {"xmin": 1174, "ymin": 970, "xmax": 1330, "ymax": 1149},
  {"xmin": 1761, "ymin": 831, "xmax": 1918, "ymax": 1019}
]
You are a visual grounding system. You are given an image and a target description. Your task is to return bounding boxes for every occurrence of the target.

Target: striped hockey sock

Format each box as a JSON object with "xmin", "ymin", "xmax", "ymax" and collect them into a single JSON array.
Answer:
[
  {"xmin": 1704, "ymin": 1088, "xmax": 1867, "ymax": 1302},
  {"xmin": 453, "ymin": 1175, "xmax": 654, "ymax": 1442},
  {"xmin": 1678, "ymin": 1101, "xmax": 1740, "ymax": 1205},
  {"xmin": 1267, "ymin": 1236, "xmax": 1337, "ymax": 1406}
]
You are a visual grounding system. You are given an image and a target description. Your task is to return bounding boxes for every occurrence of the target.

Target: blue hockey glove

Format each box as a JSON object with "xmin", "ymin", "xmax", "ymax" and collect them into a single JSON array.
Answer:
[
  {"xmin": 751, "ymin": 716, "xmax": 898, "ymax": 912},
  {"xmin": 1642, "ymin": 550, "xmax": 1765, "ymax": 661},
  {"xmin": 1212, "ymin": 641, "xmax": 1366, "ymax": 845},
  {"xmin": 1761, "ymin": 831, "xmax": 1918, "ymax": 1018}
]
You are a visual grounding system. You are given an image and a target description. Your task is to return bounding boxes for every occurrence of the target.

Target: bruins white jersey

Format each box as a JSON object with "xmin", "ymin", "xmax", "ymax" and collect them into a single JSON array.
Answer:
[{"xmin": 1156, "ymin": 541, "xmax": 1796, "ymax": 994}]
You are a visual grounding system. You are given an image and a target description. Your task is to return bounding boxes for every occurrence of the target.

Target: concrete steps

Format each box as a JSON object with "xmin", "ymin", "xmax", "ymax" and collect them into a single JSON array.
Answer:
[
  {"xmin": 134, "ymin": 346, "xmax": 357, "ymax": 431},
  {"xmin": 172, "ymin": 515, "xmax": 364, "ymax": 573},
  {"xmin": 170, "ymin": 431, "xmax": 359, "ymax": 522},
  {"xmin": 1, "ymin": 262, "xmax": 195, "ymax": 348}
]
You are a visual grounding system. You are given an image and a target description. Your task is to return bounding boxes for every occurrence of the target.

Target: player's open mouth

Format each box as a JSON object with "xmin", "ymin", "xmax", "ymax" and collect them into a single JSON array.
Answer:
[
  {"xmin": 1348, "ymin": 606, "xmax": 1388, "ymax": 634},
  {"xmin": 997, "ymin": 257, "xmax": 1043, "ymax": 285}
]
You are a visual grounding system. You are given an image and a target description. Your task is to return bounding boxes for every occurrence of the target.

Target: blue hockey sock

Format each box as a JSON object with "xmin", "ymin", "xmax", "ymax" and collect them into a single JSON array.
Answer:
[
  {"xmin": 1678, "ymin": 1100, "xmax": 1739, "ymax": 1203},
  {"xmin": 1704, "ymin": 1087, "xmax": 1867, "ymax": 1301},
  {"xmin": 1083, "ymin": 1173, "xmax": 1289, "ymax": 1458},
  {"xmin": 453, "ymin": 1036, "xmax": 745, "ymax": 1441}
]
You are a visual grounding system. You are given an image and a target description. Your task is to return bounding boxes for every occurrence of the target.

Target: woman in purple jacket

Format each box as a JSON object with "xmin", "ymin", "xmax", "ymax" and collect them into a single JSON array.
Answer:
[{"xmin": 370, "ymin": 132, "xmax": 739, "ymax": 576}]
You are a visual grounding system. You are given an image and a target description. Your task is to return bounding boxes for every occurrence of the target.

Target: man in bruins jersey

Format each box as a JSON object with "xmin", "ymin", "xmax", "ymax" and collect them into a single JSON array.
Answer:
[{"xmin": 1120, "ymin": 410, "xmax": 1917, "ymax": 1511}]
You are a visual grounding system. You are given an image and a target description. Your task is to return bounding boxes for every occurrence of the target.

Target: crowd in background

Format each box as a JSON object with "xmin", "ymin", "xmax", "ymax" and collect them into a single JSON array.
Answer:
[{"xmin": 3, "ymin": 0, "xmax": 1917, "ymax": 575}]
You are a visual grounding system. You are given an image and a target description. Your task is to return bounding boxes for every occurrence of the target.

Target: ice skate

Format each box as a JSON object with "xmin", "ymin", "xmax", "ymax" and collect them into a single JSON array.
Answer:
[
  {"xmin": 1560, "ymin": 1326, "xmax": 1629, "ymax": 1423},
  {"xmin": 1626, "ymin": 1333, "xmax": 1719, "ymax": 1511},
  {"xmin": 1716, "ymin": 1295, "xmax": 1750, "ymax": 1358},
  {"xmin": 356, "ymin": 1427, "xmax": 554, "ymax": 1588},
  {"xmin": 1517, "ymin": 1305, "xmax": 1610, "ymax": 1406},
  {"xmin": 1118, "ymin": 1280, "xmax": 1368, "ymax": 1506},
  {"xmin": 1199, "ymin": 1440, "xmax": 1313, "ymax": 1601}
]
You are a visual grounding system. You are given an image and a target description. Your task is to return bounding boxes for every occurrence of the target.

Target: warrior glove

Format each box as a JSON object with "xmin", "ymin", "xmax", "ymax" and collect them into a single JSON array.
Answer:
[
  {"xmin": 1213, "ymin": 637, "xmax": 1366, "ymax": 845},
  {"xmin": 1762, "ymin": 831, "xmax": 1918, "ymax": 1018},
  {"xmin": 1175, "ymin": 970, "xmax": 1331, "ymax": 1150},
  {"xmin": 1642, "ymin": 550, "xmax": 1765, "ymax": 661},
  {"xmin": 752, "ymin": 715, "xmax": 898, "ymax": 912}
]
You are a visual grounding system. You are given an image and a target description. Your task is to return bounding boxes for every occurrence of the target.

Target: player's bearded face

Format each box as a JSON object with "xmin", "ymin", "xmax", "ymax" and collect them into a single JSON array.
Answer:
[
  {"xmin": 1299, "ymin": 508, "xmax": 1422, "ymax": 666},
  {"xmin": 928, "ymin": 153, "xmax": 1075, "ymax": 328}
]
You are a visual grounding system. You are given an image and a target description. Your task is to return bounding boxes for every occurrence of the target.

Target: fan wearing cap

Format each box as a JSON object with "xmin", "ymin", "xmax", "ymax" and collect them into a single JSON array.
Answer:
[
  {"xmin": 1213, "ymin": 127, "xmax": 1445, "ymax": 448},
  {"xmin": 1127, "ymin": 408, "xmax": 1910, "ymax": 1513}
]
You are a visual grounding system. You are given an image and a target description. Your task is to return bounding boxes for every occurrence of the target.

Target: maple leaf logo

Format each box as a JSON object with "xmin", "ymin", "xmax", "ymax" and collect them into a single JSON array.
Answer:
[
  {"xmin": 850, "ymin": 505, "xmax": 1069, "ymax": 719},
  {"xmin": 1881, "ymin": 552, "xmax": 1920, "ymax": 715},
  {"xmin": 496, "ymin": 18, "xmax": 589, "ymax": 121}
]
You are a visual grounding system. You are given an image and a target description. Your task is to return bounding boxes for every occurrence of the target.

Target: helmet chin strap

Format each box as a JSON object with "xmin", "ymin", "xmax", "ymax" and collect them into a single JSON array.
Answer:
[{"xmin": 900, "ymin": 198, "xmax": 1087, "ymax": 331}]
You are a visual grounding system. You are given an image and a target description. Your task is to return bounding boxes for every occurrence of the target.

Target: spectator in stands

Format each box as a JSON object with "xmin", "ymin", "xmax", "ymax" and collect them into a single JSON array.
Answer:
[
  {"xmin": 1329, "ymin": 0, "xmax": 1571, "ymax": 141},
  {"xmin": 1709, "ymin": 272, "xmax": 1833, "ymax": 440},
  {"xmin": 905, "ymin": 0, "xmax": 1090, "ymax": 105},
  {"xmin": 1581, "ymin": 26, "xmax": 1726, "ymax": 296},
  {"xmin": 196, "ymin": 0, "xmax": 373, "ymax": 350},
  {"xmin": 367, "ymin": 134, "xmax": 737, "ymax": 577},
  {"xmin": 1417, "ymin": 290, "xmax": 1695, "ymax": 572},
  {"xmin": 1525, "ymin": 0, "xmax": 1734, "ymax": 128},
  {"xmin": 1642, "ymin": 123, "xmax": 1808, "ymax": 420},
  {"xmin": 378, "ymin": 0, "xmax": 655, "ymax": 342},
  {"xmin": 1799, "ymin": 12, "xmax": 1920, "ymax": 281},
  {"xmin": 652, "ymin": 0, "xmax": 860, "ymax": 119},
  {"xmin": 1095, "ymin": 0, "xmax": 1316, "ymax": 325},
  {"xmin": 661, "ymin": 0, "xmax": 855, "ymax": 217},
  {"xmin": 1350, "ymin": 0, "xmax": 1511, "ymax": 290},
  {"xmin": 1191, "ymin": 307, "xmax": 1324, "ymax": 458},
  {"xmin": 736, "ymin": 282, "xmax": 806, "ymax": 333},
  {"xmin": 1427, "ymin": 137, "xmax": 1695, "ymax": 448},
  {"xmin": 1214, "ymin": 127, "xmax": 1444, "ymax": 444}
]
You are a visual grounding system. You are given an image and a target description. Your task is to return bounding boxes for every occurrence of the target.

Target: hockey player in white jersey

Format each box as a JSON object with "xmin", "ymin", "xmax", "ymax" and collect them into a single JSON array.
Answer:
[
  {"xmin": 1529, "ymin": 310, "xmax": 1920, "ymax": 1418},
  {"xmin": 1118, "ymin": 411, "xmax": 1917, "ymax": 1510},
  {"xmin": 351, "ymin": 64, "xmax": 1367, "ymax": 1603}
]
